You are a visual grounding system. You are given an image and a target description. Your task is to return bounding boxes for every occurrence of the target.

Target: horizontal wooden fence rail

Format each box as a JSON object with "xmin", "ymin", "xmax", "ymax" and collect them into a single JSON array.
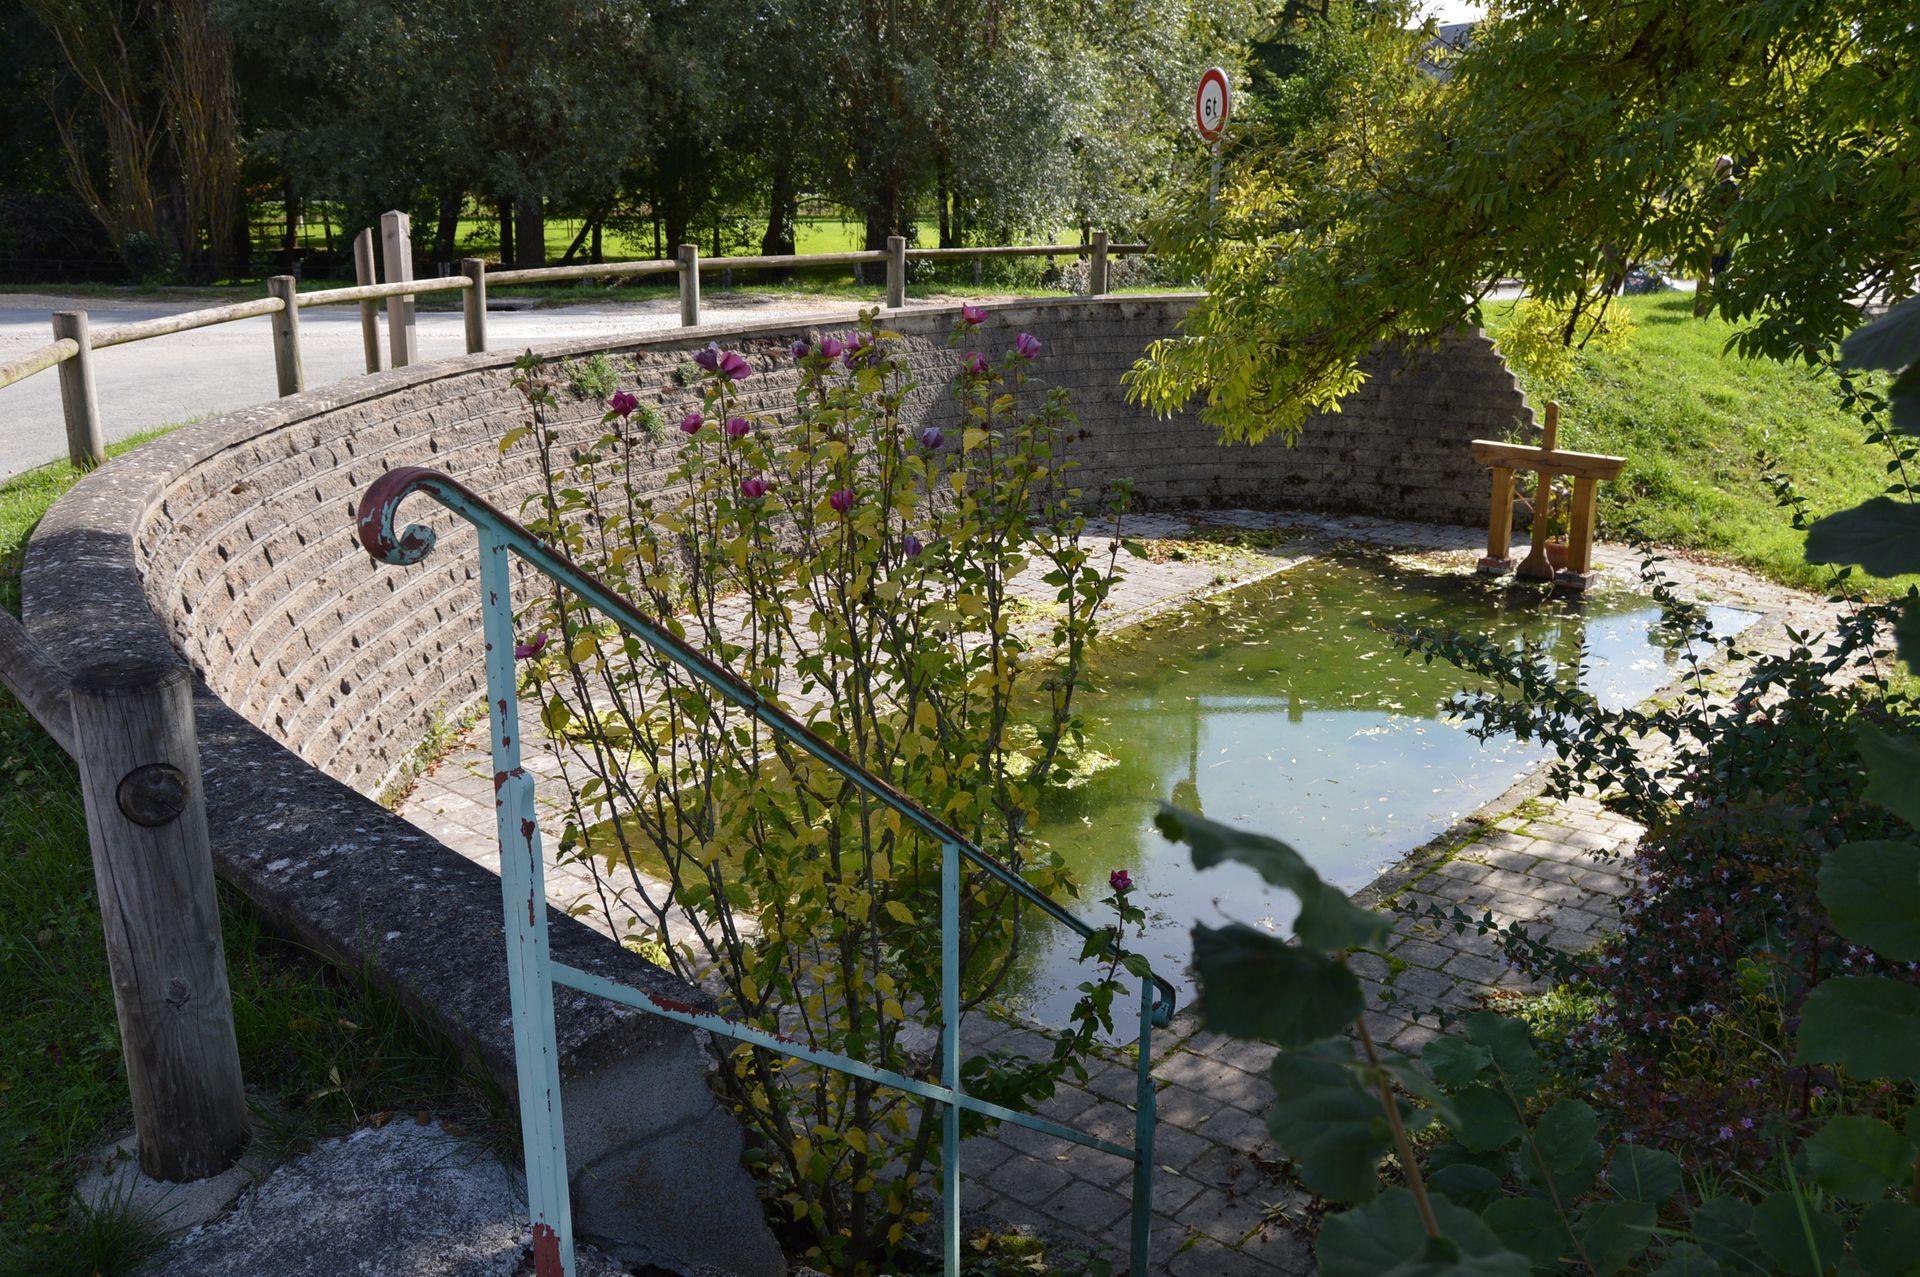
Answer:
[{"xmin": 1, "ymin": 211, "xmax": 1155, "ymax": 473}]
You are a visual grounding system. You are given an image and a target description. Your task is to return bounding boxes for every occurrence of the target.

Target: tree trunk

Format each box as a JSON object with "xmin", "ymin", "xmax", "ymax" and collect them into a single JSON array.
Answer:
[
  {"xmin": 498, "ymin": 198, "xmax": 514, "ymax": 266},
  {"xmin": 937, "ymin": 168, "xmax": 954, "ymax": 249},
  {"xmin": 282, "ymin": 187, "xmax": 300, "ymax": 273},
  {"xmin": 761, "ymin": 158, "xmax": 797, "ymax": 258},
  {"xmin": 434, "ymin": 189, "xmax": 462, "ymax": 263},
  {"xmin": 514, "ymin": 195, "xmax": 545, "ymax": 269}
]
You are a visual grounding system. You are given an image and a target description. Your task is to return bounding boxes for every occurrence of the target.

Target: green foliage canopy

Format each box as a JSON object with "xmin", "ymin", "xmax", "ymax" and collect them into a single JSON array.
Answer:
[{"xmin": 1129, "ymin": 0, "xmax": 1920, "ymax": 444}]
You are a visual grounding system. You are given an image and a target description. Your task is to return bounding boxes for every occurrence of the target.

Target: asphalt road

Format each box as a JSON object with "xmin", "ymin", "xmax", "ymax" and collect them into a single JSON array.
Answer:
[{"xmin": 0, "ymin": 292, "xmax": 874, "ymax": 480}]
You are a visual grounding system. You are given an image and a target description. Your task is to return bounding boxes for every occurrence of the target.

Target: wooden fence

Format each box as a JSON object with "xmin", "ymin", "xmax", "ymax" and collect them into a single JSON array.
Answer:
[{"xmin": 1, "ymin": 211, "xmax": 1149, "ymax": 471}]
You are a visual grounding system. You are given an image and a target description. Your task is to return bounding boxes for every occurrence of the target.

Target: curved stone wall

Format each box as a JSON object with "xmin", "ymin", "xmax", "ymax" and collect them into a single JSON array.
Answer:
[
  {"xmin": 20, "ymin": 295, "xmax": 1530, "ymax": 1272},
  {"xmin": 107, "ymin": 296, "xmax": 1531, "ymax": 802}
]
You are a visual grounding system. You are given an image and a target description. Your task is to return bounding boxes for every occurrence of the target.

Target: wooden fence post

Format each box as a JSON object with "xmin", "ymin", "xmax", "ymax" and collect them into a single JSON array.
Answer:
[
  {"xmin": 461, "ymin": 257, "xmax": 488, "ymax": 355},
  {"xmin": 69, "ymin": 658, "xmax": 249, "ymax": 1182},
  {"xmin": 352, "ymin": 229, "xmax": 383, "ymax": 374},
  {"xmin": 886, "ymin": 235, "xmax": 906, "ymax": 309},
  {"xmin": 50, "ymin": 310, "xmax": 105, "ymax": 469},
  {"xmin": 267, "ymin": 276, "xmax": 303, "ymax": 396},
  {"xmin": 678, "ymin": 244, "xmax": 701, "ymax": 327},
  {"xmin": 380, "ymin": 211, "xmax": 417, "ymax": 367},
  {"xmin": 1089, "ymin": 231, "xmax": 1110, "ymax": 297}
]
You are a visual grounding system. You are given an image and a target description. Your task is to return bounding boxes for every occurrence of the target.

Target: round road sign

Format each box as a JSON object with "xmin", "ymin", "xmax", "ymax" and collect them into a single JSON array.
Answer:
[{"xmin": 1194, "ymin": 67, "xmax": 1231, "ymax": 142}]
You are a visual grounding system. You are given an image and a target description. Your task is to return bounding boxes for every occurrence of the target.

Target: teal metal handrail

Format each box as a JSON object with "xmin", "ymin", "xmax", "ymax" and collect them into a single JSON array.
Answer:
[{"xmin": 357, "ymin": 466, "xmax": 1175, "ymax": 1277}]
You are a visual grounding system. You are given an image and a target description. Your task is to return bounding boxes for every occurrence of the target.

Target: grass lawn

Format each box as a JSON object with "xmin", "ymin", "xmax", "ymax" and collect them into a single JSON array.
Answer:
[
  {"xmin": 0, "ymin": 441, "xmax": 503, "ymax": 1277},
  {"xmin": 1487, "ymin": 292, "xmax": 1918, "ymax": 597}
]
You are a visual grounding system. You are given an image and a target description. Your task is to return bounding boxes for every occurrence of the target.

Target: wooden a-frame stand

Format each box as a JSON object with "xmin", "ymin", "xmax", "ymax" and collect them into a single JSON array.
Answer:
[{"xmin": 1471, "ymin": 401, "xmax": 1624, "ymax": 592}]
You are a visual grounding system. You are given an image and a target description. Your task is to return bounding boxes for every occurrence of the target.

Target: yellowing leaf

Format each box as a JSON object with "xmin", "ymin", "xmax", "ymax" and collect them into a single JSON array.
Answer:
[{"xmin": 884, "ymin": 900, "xmax": 915, "ymax": 925}]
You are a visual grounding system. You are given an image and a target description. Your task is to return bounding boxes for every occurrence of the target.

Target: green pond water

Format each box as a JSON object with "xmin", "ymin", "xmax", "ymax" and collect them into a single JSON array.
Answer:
[{"xmin": 1006, "ymin": 552, "xmax": 1755, "ymax": 1028}]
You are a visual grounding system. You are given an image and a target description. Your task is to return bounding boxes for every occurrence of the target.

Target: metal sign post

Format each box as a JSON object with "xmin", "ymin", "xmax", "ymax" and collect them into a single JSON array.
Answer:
[{"xmin": 1195, "ymin": 67, "xmax": 1232, "ymax": 229}]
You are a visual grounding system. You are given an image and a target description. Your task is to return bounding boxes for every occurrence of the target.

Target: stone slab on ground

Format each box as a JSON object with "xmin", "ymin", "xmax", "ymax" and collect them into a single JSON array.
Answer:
[
  {"xmin": 76, "ymin": 1127, "xmax": 277, "ymax": 1240},
  {"xmin": 139, "ymin": 1119, "xmax": 623, "ymax": 1277}
]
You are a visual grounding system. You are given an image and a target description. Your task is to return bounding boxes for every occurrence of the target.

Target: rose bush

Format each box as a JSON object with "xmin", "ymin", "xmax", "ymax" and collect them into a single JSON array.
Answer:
[{"xmin": 500, "ymin": 311, "xmax": 1143, "ymax": 1269}]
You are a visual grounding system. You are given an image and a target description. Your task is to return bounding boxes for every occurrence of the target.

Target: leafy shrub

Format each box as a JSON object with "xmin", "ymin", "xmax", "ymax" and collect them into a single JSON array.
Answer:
[
  {"xmin": 1494, "ymin": 298, "xmax": 1636, "ymax": 387},
  {"xmin": 561, "ymin": 352, "xmax": 619, "ymax": 399},
  {"xmin": 502, "ymin": 313, "xmax": 1146, "ymax": 1269}
]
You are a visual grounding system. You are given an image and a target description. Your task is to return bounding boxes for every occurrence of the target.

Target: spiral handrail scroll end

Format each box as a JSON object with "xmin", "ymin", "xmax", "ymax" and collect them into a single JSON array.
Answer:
[{"xmin": 357, "ymin": 465, "xmax": 445, "ymax": 566}]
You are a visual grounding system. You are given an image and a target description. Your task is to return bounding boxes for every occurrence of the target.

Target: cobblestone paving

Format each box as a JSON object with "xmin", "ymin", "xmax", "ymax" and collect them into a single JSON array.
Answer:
[{"xmin": 394, "ymin": 511, "xmax": 1844, "ymax": 1275}]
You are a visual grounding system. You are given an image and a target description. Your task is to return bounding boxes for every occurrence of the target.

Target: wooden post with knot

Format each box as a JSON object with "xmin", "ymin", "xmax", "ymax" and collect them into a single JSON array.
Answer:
[{"xmin": 69, "ymin": 657, "xmax": 250, "ymax": 1181}]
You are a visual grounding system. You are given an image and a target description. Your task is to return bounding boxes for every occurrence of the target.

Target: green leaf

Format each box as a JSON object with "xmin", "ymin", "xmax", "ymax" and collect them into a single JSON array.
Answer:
[
  {"xmin": 1608, "ymin": 1144, "xmax": 1682, "ymax": 1204},
  {"xmin": 1819, "ymin": 840, "xmax": 1920, "ymax": 960},
  {"xmin": 1858, "ymin": 724, "xmax": 1920, "ymax": 832},
  {"xmin": 1802, "ymin": 1115, "xmax": 1912, "ymax": 1202},
  {"xmin": 1424, "ymin": 1037, "xmax": 1495, "ymax": 1089},
  {"xmin": 1796, "ymin": 976, "xmax": 1920, "ymax": 1081},
  {"xmin": 1157, "ymin": 805, "xmax": 1390, "ymax": 951},
  {"xmin": 1890, "ymin": 361, "xmax": 1920, "ymax": 436},
  {"xmin": 1464, "ymin": 1011, "xmax": 1544, "ymax": 1098},
  {"xmin": 1481, "ymin": 1196, "xmax": 1567, "ymax": 1268},
  {"xmin": 1192, "ymin": 923, "xmax": 1362, "ymax": 1046},
  {"xmin": 1448, "ymin": 1086, "xmax": 1524, "ymax": 1153},
  {"xmin": 1897, "ymin": 598, "xmax": 1920, "ymax": 678},
  {"xmin": 1426, "ymin": 1163, "xmax": 1502, "ymax": 1212},
  {"xmin": 1750, "ymin": 1191, "xmax": 1844, "ymax": 1276},
  {"xmin": 1579, "ymin": 1199, "xmax": 1657, "ymax": 1277},
  {"xmin": 1646, "ymin": 1242, "xmax": 1723, "ymax": 1277},
  {"xmin": 1853, "ymin": 1200, "xmax": 1920, "ymax": 1277},
  {"xmin": 1804, "ymin": 497, "xmax": 1920, "ymax": 578},
  {"xmin": 1532, "ymin": 1099, "xmax": 1600, "ymax": 1173},
  {"xmin": 1689, "ymin": 1197, "xmax": 1762, "ymax": 1272},
  {"xmin": 1318, "ymin": 1187, "xmax": 1530, "ymax": 1277},
  {"xmin": 1266, "ymin": 1042, "xmax": 1393, "ymax": 1204},
  {"xmin": 1839, "ymin": 294, "xmax": 1920, "ymax": 374}
]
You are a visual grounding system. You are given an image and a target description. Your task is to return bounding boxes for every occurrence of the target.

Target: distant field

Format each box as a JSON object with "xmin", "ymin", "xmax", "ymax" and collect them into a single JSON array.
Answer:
[{"xmin": 267, "ymin": 210, "xmax": 978, "ymax": 262}]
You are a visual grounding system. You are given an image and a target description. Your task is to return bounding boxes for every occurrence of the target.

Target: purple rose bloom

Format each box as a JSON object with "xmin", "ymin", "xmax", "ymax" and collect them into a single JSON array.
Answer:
[
  {"xmin": 678, "ymin": 411, "xmax": 705, "ymax": 435},
  {"xmin": 718, "ymin": 350, "xmax": 752, "ymax": 381},
  {"xmin": 918, "ymin": 426, "xmax": 944, "ymax": 451},
  {"xmin": 960, "ymin": 304, "xmax": 987, "ymax": 325},
  {"xmin": 828, "ymin": 488, "xmax": 857, "ymax": 515},
  {"xmin": 1014, "ymin": 332, "xmax": 1042, "ymax": 359},
  {"xmin": 725, "ymin": 416, "xmax": 751, "ymax": 439},
  {"xmin": 903, "ymin": 533, "xmax": 924, "ymax": 559},
  {"xmin": 790, "ymin": 339, "xmax": 810, "ymax": 360},
  {"xmin": 844, "ymin": 332, "xmax": 875, "ymax": 370},
  {"xmin": 739, "ymin": 477, "xmax": 770, "ymax": 499},
  {"xmin": 1109, "ymin": 869, "xmax": 1132, "ymax": 893},
  {"xmin": 961, "ymin": 351, "xmax": 988, "ymax": 375},
  {"xmin": 514, "ymin": 631, "xmax": 549, "ymax": 661},
  {"xmin": 819, "ymin": 334, "xmax": 846, "ymax": 359},
  {"xmin": 608, "ymin": 390, "xmax": 639, "ymax": 419},
  {"xmin": 692, "ymin": 343, "xmax": 722, "ymax": 372}
]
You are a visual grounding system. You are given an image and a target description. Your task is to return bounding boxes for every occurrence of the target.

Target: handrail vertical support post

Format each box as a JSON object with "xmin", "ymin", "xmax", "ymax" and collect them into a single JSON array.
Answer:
[
  {"xmin": 475, "ymin": 527, "xmax": 575, "ymax": 1277},
  {"xmin": 380, "ymin": 211, "xmax": 417, "ymax": 368},
  {"xmin": 461, "ymin": 257, "xmax": 489, "ymax": 354},
  {"xmin": 941, "ymin": 839, "xmax": 962, "ymax": 1276},
  {"xmin": 886, "ymin": 235, "xmax": 907, "ymax": 309},
  {"xmin": 50, "ymin": 310, "xmax": 104, "ymax": 468},
  {"xmin": 352, "ymin": 228, "xmax": 384, "ymax": 373},
  {"xmin": 1090, "ymin": 231, "xmax": 1111, "ymax": 297},
  {"xmin": 1128, "ymin": 979, "xmax": 1156, "ymax": 1277},
  {"xmin": 267, "ymin": 276, "xmax": 304, "ymax": 396},
  {"xmin": 678, "ymin": 244, "xmax": 701, "ymax": 327}
]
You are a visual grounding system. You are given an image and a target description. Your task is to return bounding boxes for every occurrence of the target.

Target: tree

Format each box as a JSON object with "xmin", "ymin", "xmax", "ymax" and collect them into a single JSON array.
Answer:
[
  {"xmin": 1127, "ymin": 0, "xmax": 1920, "ymax": 444},
  {"xmin": 24, "ymin": 0, "xmax": 248, "ymax": 280}
]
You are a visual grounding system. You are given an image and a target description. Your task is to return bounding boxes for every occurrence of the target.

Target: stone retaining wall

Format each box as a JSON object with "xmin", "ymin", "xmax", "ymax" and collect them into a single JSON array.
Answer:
[{"xmin": 21, "ymin": 295, "xmax": 1529, "ymax": 1272}]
